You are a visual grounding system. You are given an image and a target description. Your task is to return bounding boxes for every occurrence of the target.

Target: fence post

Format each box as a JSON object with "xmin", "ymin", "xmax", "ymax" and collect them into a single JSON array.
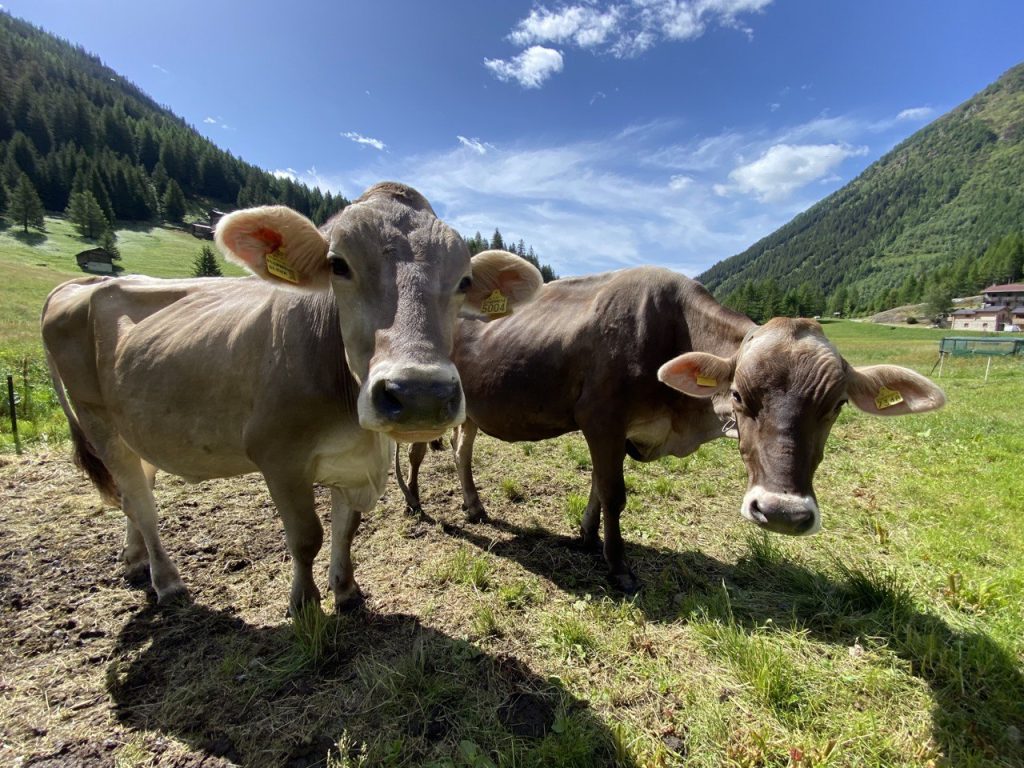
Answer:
[{"xmin": 7, "ymin": 374, "xmax": 21, "ymax": 455}]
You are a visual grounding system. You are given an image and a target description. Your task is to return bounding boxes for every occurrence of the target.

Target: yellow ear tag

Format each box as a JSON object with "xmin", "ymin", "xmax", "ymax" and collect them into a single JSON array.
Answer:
[
  {"xmin": 480, "ymin": 289, "xmax": 510, "ymax": 317},
  {"xmin": 696, "ymin": 374, "xmax": 718, "ymax": 388},
  {"xmin": 265, "ymin": 249, "xmax": 300, "ymax": 284},
  {"xmin": 875, "ymin": 386, "xmax": 904, "ymax": 410}
]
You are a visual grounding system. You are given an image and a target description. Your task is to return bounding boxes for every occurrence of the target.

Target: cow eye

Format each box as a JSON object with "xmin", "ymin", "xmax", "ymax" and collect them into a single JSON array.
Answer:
[
  {"xmin": 330, "ymin": 257, "xmax": 352, "ymax": 279},
  {"xmin": 731, "ymin": 390, "xmax": 743, "ymax": 405},
  {"xmin": 457, "ymin": 276, "xmax": 472, "ymax": 293}
]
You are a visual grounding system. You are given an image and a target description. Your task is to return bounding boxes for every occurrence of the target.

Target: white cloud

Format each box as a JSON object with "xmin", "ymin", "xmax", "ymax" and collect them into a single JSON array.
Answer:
[
  {"xmin": 509, "ymin": 5, "xmax": 622, "ymax": 48},
  {"xmin": 726, "ymin": 143, "xmax": 868, "ymax": 202},
  {"xmin": 669, "ymin": 174, "xmax": 693, "ymax": 190},
  {"xmin": 457, "ymin": 136, "xmax": 492, "ymax": 155},
  {"xmin": 151, "ymin": 64, "xmax": 169, "ymax": 74},
  {"xmin": 769, "ymin": 102, "xmax": 780, "ymax": 112},
  {"xmin": 484, "ymin": 46, "xmax": 564, "ymax": 89},
  {"xmin": 272, "ymin": 168, "xmax": 298, "ymax": 181},
  {"xmin": 342, "ymin": 131, "xmax": 387, "ymax": 151},
  {"xmin": 203, "ymin": 117, "xmax": 217, "ymax": 124},
  {"xmin": 590, "ymin": 90, "xmax": 607, "ymax": 105},
  {"xmin": 897, "ymin": 106, "xmax": 933, "ymax": 121}
]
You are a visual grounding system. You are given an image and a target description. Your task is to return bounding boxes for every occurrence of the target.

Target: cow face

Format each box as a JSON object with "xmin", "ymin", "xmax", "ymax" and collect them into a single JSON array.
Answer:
[
  {"xmin": 215, "ymin": 183, "xmax": 538, "ymax": 442},
  {"xmin": 658, "ymin": 318, "xmax": 945, "ymax": 536}
]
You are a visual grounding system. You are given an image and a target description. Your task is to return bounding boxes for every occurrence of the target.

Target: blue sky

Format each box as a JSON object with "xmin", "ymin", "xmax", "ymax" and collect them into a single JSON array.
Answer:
[{"xmin": 7, "ymin": 1, "xmax": 1024, "ymax": 277}]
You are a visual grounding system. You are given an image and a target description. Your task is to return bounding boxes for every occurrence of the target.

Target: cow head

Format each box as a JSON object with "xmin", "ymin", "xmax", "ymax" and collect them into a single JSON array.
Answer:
[
  {"xmin": 658, "ymin": 318, "xmax": 945, "ymax": 536},
  {"xmin": 215, "ymin": 182, "xmax": 539, "ymax": 442}
]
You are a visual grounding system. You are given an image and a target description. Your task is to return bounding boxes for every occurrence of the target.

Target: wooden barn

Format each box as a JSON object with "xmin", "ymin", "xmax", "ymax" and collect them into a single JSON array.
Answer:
[
  {"xmin": 189, "ymin": 209, "xmax": 228, "ymax": 240},
  {"xmin": 75, "ymin": 247, "xmax": 116, "ymax": 275}
]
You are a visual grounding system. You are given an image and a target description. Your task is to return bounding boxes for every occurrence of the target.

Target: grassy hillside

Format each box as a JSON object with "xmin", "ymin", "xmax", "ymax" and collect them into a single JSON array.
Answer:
[
  {"xmin": 0, "ymin": 216, "xmax": 244, "ymax": 349},
  {"xmin": 699, "ymin": 62, "xmax": 1024, "ymax": 311},
  {"xmin": 1, "ymin": 320, "xmax": 1022, "ymax": 766}
]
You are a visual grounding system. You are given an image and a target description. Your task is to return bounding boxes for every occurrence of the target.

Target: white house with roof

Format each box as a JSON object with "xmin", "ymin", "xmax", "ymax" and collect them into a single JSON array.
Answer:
[
  {"xmin": 950, "ymin": 305, "xmax": 1011, "ymax": 331},
  {"xmin": 983, "ymin": 283, "xmax": 1024, "ymax": 306}
]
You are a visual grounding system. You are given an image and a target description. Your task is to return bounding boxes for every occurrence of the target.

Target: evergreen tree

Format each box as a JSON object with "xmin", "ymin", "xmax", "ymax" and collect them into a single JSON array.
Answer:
[
  {"xmin": 191, "ymin": 244, "xmax": 223, "ymax": 277},
  {"xmin": 924, "ymin": 281, "xmax": 954, "ymax": 319},
  {"xmin": 0, "ymin": 179, "xmax": 7, "ymax": 216},
  {"xmin": 9, "ymin": 173, "xmax": 45, "ymax": 232},
  {"xmin": 162, "ymin": 178, "xmax": 186, "ymax": 222},
  {"xmin": 98, "ymin": 227, "xmax": 121, "ymax": 260},
  {"xmin": 490, "ymin": 228, "xmax": 504, "ymax": 250},
  {"xmin": 66, "ymin": 189, "xmax": 108, "ymax": 238}
]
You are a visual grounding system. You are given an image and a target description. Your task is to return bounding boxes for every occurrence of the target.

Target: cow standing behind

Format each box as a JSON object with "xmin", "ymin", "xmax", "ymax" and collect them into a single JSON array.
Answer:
[
  {"xmin": 404, "ymin": 267, "xmax": 946, "ymax": 591},
  {"xmin": 41, "ymin": 182, "xmax": 541, "ymax": 613}
]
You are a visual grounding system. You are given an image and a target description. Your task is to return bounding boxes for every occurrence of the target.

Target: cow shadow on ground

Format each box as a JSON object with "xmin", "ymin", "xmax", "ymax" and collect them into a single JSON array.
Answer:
[
  {"xmin": 107, "ymin": 601, "xmax": 632, "ymax": 768},
  {"xmin": 441, "ymin": 516, "xmax": 1024, "ymax": 764}
]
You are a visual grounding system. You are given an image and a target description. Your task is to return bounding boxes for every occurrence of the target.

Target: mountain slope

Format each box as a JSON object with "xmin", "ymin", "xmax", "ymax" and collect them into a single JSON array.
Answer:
[
  {"xmin": 0, "ymin": 12, "xmax": 348, "ymax": 224},
  {"xmin": 698, "ymin": 63, "xmax": 1024, "ymax": 311}
]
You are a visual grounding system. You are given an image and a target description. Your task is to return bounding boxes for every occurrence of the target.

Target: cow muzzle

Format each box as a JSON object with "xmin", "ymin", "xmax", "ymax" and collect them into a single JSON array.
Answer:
[
  {"xmin": 358, "ymin": 362, "xmax": 465, "ymax": 441},
  {"xmin": 740, "ymin": 485, "xmax": 820, "ymax": 536}
]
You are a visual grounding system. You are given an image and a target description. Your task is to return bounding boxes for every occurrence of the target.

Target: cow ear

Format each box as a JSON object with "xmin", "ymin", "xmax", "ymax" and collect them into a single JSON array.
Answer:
[
  {"xmin": 215, "ymin": 206, "xmax": 330, "ymax": 290},
  {"xmin": 847, "ymin": 364, "xmax": 946, "ymax": 416},
  {"xmin": 464, "ymin": 249, "xmax": 543, "ymax": 315},
  {"xmin": 658, "ymin": 352, "xmax": 733, "ymax": 397}
]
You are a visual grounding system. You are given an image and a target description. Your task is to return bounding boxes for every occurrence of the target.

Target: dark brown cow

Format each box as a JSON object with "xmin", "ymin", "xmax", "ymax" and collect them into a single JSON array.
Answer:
[
  {"xmin": 405, "ymin": 267, "xmax": 945, "ymax": 591},
  {"xmin": 41, "ymin": 182, "xmax": 540, "ymax": 613}
]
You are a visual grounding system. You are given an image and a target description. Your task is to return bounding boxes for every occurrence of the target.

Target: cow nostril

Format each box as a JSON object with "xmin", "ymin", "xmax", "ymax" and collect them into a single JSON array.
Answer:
[
  {"xmin": 792, "ymin": 510, "xmax": 816, "ymax": 534},
  {"xmin": 371, "ymin": 379, "xmax": 404, "ymax": 420}
]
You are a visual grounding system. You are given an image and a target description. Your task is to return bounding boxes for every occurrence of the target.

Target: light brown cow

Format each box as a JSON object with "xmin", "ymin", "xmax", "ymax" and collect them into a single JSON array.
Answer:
[
  {"xmin": 404, "ymin": 267, "xmax": 945, "ymax": 591},
  {"xmin": 41, "ymin": 182, "xmax": 540, "ymax": 613}
]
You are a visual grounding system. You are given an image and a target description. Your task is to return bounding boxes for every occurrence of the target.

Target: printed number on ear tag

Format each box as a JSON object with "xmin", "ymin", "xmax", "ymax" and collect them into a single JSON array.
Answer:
[
  {"xmin": 875, "ymin": 386, "xmax": 904, "ymax": 410},
  {"xmin": 481, "ymin": 289, "xmax": 510, "ymax": 317},
  {"xmin": 265, "ymin": 250, "xmax": 299, "ymax": 284},
  {"xmin": 696, "ymin": 374, "xmax": 718, "ymax": 388}
]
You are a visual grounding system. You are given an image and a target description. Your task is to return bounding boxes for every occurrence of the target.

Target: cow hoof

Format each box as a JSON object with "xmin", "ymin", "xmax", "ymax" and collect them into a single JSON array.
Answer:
[
  {"xmin": 123, "ymin": 561, "xmax": 151, "ymax": 586},
  {"xmin": 157, "ymin": 585, "xmax": 192, "ymax": 607},
  {"xmin": 404, "ymin": 502, "xmax": 423, "ymax": 517},
  {"xmin": 608, "ymin": 571, "xmax": 641, "ymax": 595},
  {"xmin": 577, "ymin": 533, "xmax": 602, "ymax": 554},
  {"xmin": 463, "ymin": 503, "xmax": 488, "ymax": 523},
  {"xmin": 334, "ymin": 588, "xmax": 365, "ymax": 614}
]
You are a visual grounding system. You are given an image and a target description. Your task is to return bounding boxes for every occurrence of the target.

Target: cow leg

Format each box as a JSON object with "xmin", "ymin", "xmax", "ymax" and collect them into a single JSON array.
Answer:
[
  {"xmin": 584, "ymin": 432, "xmax": 638, "ymax": 594},
  {"xmin": 452, "ymin": 421, "xmax": 487, "ymax": 522},
  {"xmin": 328, "ymin": 487, "xmax": 367, "ymax": 612},
  {"xmin": 102, "ymin": 445, "xmax": 186, "ymax": 603},
  {"xmin": 264, "ymin": 476, "xmax": 323, "ymax": 614},
  {"xmin": 579, "ymin": 480, "xmax": 602, "ymax": 552},
  {"xmin": 404, "ymin": 442, "xmax": 428, "ymax": 514},
  {"xmin": 121, "ymin": 461, "xmax": 157, "ymax": 582}
]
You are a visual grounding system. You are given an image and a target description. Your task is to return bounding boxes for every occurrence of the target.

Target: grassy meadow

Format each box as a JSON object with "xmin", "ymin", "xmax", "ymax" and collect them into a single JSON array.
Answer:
[{"xmin": 0, "ymin": 232, "xmax": 1022, "ymax": 766}]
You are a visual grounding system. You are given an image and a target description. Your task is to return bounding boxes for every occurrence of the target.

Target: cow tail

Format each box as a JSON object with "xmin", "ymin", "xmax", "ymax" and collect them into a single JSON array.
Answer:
[{"xmin": 43, "ymin": 341, "xmax": 121, "ymax": 507}]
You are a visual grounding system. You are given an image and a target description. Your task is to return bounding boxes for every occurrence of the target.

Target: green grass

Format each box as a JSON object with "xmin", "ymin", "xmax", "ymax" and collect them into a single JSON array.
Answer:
[
  {"xmin": 2, "ymin": 285, "xmax": 1023, "ymax": 765},
  {"xmin": 0, "ymin": 215, "xmax": 245, "ymax": 451}
]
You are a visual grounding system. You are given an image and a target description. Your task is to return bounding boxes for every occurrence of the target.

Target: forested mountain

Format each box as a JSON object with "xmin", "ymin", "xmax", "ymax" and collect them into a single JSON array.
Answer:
[
  {"xmin": 0, "ymin": 13, "xmax": 347, "ymax": 226},
  {"xmin": 0, "ymin": 12, "xmax": 561, "ymax": 281},
  {"xmin": 699, "ymin": 62, "xmax": 1024, "ymax": 319}
]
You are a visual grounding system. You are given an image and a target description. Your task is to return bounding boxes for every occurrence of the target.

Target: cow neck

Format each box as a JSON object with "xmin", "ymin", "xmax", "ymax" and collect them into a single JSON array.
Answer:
[
  {"xmin": 683, "ymin": 288, "xmax": 757, "ymax": 360},
  {"xmin": 300, "ymin": 290, "xmax": 360, "ymax": 408}
]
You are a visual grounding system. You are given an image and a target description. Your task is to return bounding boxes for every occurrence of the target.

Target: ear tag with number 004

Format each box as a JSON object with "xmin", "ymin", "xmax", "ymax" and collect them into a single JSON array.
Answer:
[
  {"xmin": 265, "ymin": 249, "xmax": 299, "ymax": 284},
  {"xmin": 875, "ymin": 386, "xmax": 904, "ymax": 410},
  {"xmin": 480, "ymin": 289, "xmax": 510, "ymax": 317}
]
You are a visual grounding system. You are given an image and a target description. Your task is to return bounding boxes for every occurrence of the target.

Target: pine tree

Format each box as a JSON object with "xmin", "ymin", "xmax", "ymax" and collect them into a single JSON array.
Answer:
[
  {"xmin": 0, "ymin": 179, "xmax": 7, "ymax": 216},
  {"xmin": 162, "ymin": 179, "xmax": 186, "ymax": 223},
  {"xmin": 66, "ymin": 190, "xmax": 108, "ymax": 238},
  {"xmin": 191, "ymin": 244, "xmax": 223, "ymax": 277},
  {"xmin": 9, "ymin": 173, "xmax": 45, "ymax": 233},
  {"xmin": 98, "ymin": 227, "xmax": 121, "ymax": 261},
  {"xmin": 490, "ymin": 228, "xmax": 504, "ymax": 250}
]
